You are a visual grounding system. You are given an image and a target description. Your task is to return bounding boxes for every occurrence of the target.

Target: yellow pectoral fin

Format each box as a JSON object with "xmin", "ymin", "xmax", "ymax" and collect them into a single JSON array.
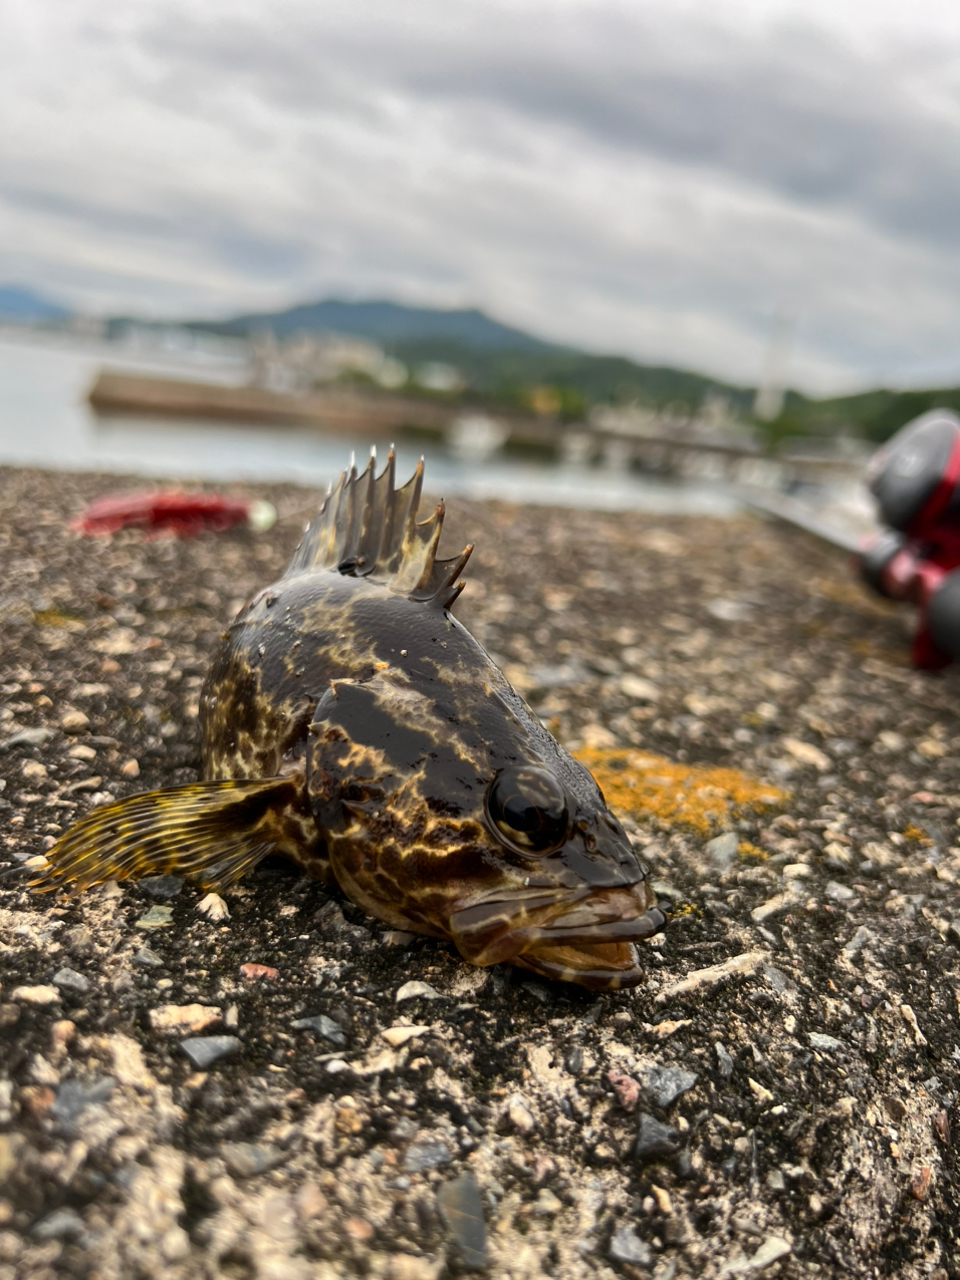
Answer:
[{"xmin": 32, "ymin": 776, "xmax": 299, "ymax": 894}]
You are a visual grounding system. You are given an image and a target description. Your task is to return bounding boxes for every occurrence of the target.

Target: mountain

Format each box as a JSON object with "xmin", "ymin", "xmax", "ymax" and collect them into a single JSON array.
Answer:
[
  {"xmin": 0, "ymin": 284, "xmax": 71, "ymax": 322},
  {"xmin": 186, "ymin": 296, "xmax": 753, "ymax": 417},
  {"xmin": 194, "ymin": 297, "xmax": 555, "ymax": 352}
]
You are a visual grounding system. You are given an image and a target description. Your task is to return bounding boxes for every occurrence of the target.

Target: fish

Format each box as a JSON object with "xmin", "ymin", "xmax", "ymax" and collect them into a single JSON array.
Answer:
[{"xmin": 35, "ymin": 450, "xmax": 665, "ymax": 989}]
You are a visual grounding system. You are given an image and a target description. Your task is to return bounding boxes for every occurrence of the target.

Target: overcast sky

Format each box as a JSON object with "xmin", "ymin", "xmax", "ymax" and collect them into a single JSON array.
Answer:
[{"xmin": 4, "ymin": 0, "xmax": 960, "ymax": 394}]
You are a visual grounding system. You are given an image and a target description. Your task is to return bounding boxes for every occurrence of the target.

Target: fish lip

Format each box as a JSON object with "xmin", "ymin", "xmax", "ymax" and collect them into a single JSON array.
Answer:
[
  {"xmin": 531, "ymin": 905, "xmax": 667, "ymax": 946},
  {"xmin": 513, "ymin": 888, "xmax": 667, "ymax": 990},
  {"xmin": 450, "ymin": 883, "xmax": 664, "ymax": 969},
  {"xmin": 528, "ymin": 887, "xmax": 665, "ymax": 945},
  {"xmin": 514, "ymin": 942, "xmax": 646, "ymax": 991}
]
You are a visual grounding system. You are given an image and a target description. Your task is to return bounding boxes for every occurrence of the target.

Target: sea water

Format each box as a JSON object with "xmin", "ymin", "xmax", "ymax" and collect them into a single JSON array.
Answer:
[{"xmin": 0, "ymin": 329, "xmax": 743, "ymax": 514}]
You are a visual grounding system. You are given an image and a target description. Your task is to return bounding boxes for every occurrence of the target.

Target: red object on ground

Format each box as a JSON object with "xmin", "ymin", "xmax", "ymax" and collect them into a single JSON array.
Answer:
[
  {"xmin": 859, "ymin": 411, "xmax": 960, "ymax": 669},
  {"xmin": 861, "ymin": 534, "xmax": 960, "ymax": 669},
  {"xmin": 71, "ymin": 490, "xmax": 258, "ymax": 539}
]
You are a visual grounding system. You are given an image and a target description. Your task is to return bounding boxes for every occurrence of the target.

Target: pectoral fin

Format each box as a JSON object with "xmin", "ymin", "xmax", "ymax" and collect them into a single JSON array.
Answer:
[{"xmin": 32, "ymin": 776, "xmax": 299, "ymax": 894}]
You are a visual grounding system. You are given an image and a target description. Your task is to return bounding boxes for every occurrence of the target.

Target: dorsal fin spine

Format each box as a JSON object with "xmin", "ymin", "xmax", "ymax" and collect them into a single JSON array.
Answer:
[{"xmin": 282, "ymin": 448, "xmax": 471, "ymax": 609}]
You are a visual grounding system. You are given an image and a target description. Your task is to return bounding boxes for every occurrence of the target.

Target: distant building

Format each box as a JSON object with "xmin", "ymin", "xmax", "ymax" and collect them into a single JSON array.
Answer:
[
  {"xmin": 247, "ymin": 330, "xmax": 409, "ymax": 392},
  {"xmin": 447, "ymin": 413, "xmax": 508, "ymax": 460},
  {"xmin": 413, "ymin": 362, "xmax": 464, "ymax": 393}
]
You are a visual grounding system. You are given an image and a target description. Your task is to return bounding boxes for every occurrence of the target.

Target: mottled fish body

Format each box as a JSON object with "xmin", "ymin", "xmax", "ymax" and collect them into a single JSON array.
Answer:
[{"xmin": 37, "ymin": 452, "xmax": 664, "ymax": 988}]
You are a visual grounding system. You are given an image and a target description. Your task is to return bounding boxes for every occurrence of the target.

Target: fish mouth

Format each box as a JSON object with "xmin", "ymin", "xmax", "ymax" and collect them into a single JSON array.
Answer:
[{"xmin": 450, "ymin": 884, "xmax": 666, "ymax": 992}]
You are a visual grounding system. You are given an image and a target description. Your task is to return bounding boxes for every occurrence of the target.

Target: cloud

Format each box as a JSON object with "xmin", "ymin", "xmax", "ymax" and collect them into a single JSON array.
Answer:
[{"xmin": 3, "ymin": 0, "xmax": 960, "ymax": 391}]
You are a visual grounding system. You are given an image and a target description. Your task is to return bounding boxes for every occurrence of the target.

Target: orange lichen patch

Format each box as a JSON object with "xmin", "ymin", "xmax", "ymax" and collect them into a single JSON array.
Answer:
[
  {"xmin": 903, "ymin": 824, "xmax": 933, "ymax": 846},
  {"xmin": 737, "ymin": 842, "xmax": 770, "ymax": 863},
  {"xmin": 667, "ymin": 901, "xmax": 701, "ymax": 919},
  {"xmin": 575, "ymin": 747, "xmax": 787, "ymax": 837}
]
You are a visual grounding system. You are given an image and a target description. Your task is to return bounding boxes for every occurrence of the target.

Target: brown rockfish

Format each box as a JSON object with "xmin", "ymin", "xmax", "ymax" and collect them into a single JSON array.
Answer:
[{"xmin": 36, "ymin": 452, "xmax": 665, "ymax": 989}]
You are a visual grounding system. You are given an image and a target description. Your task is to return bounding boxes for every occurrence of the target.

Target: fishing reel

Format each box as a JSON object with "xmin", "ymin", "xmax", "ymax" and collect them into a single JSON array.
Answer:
[{"xmin": 859, "ymin": 409, "xmax": 960, "ymax": 669}]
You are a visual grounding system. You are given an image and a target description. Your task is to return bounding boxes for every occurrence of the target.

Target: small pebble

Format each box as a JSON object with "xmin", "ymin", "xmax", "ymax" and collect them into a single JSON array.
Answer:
[
  {"xmin": 179, "ymin": 1036, "xmax": 241, "ymax": 1069},
  {"xmin": 1, "ymin": 726, "xmax": 56, "ymax": 749},
  {"xmin": 133, "ymin": 947, "xmax": 164, "ymax": 968},
  {"xmin": 708, "ymin": 597, "xmax": 751, "ymax": 622},
  {"xmin": 51, "ymin": 1076, "xmax": 115, "ymax": 1126},
  {"xmin": 21, "ymin": 760, "xmax": 47, "ymax": 782},
  {"xmin": 781, "ymin": 737, "xmax": 829, "ymax": 771},
  {"xmin": 715, "ymin": 1043, "xmax": 734, "ymax": 1079},
  {"xmin": 63, "ymin": 775, "xmax": 101, "ymax": 794},
  {"xmin": 381, "ymin": 1025, "xmax": 430, "ymax": 1048},
  {"xmin": 843, "ymin": 925, "xmax": 875, "ymax": 957},
  {"xmin": 507, "ymin": 1095, "xmax": 536, "ymax": 1135},
  {"xmin": 641, "ymin": 1063, "xmax": 699, "ymax": 1109},
  {"xmin": 396, "ymin": 980, "xmax": 442, "ymax": 1001},
  {"xmin": 808, "ymin": 1032, "xmax": 844, "ymax": 1052},
  {"xmin": 239, "ymin": 962, "xmax": 279, "ymax": 981},
  {"xmin": 403, "ymin": 1140, "xmax": 453, "ymax": 1173},
  {"xmin": 748, "ymin": 1078, "xmax": 775, "ymax": 1105},
  {"xmin": 60, "ymin": 710, "xmax": 90, "ymax": 734},
  {"xmin": 62, "ymin": 926, "xmax": 94, "ymax": 955},
  {"xmin": 11, "ymin": 985, "xmax": 60, "ymax": 1005},
  {"xmin": 294, "ymin": 1183, "xmax": 328, "ymax": 1220},
  {"xmin": 437, "ymin": 1170, "xmax": 488, "ymax": 1270},
  {"xmin": 609, "ymin": 1224, "xmax": 653, "ymax": 1267},
  {"xmin": 197, "ymin": 892, "xmax": 230, "ymax": 921},
  {"xmin": 634, "ymin": 1113, "xmax": 680, "ymax": 1162},
  {"xmin": 50, "ymin": 1021, "xmax": 76, "ymax": 1056},
  {"xmin": 344, "ymin": 1216, "xmax": 374, "ymax": 1242},
  {"xmin": 620, "ymin": 674, "xmax": 661, "ymax": 701},
  {"xmin": 291, "ymin": 1014, "xmax": 346, "ymax": 1047},
  {"xmin": 31, "ymin": 1208, "xmax": 85, "ymax": 1241},
  {"xmin": 221, "ymin": 1141, "xmax": 285, "ymax": 1178},
  {"xmin": 120, "ymin": 758, "xmax": 140, "ymax": 779},
  {"xmin": 150, "ymin": 1004, "xmax": 222, "ymax": 1034},
  {"xmin": 911, "ymin": 1167, "xmax": 933, "ymax": 1202},
  {"xmin": 719, "ymin": 1237, "xmax": 792, "ymax": 1275},
  {"xmin": 607, "ymin": 1069, "xmax": 642, "ymax": 1111},
  {"xmin": 566, "ymin": 1046, "xmax": 585, "ymax": 1075},
  {"xmin": 135, "ymin": 906, "xmax": 174, "ymax": 929},
  {"xmin": 782, "ymin": 862, "xmax": 811, "ymax": 879},
  {"xmin": 68, "ymin": 743, "xmax": 97, "ymax": 761},
  {"xmin": 52, "ymin": 967, "xmax": 90, "ymax": 994},
  {"xmin": 532, "ymin": 1188, "xmax": 562, "ymax": 1216}
]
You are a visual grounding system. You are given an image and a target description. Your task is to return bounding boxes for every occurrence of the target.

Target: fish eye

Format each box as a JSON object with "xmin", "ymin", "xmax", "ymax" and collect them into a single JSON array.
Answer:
[{"xmin": 485, "ymin": 766, "xmax": 569, "ymax": 855}]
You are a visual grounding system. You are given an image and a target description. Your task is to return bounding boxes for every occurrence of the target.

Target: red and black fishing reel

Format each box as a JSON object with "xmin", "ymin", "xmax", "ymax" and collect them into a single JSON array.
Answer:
[{"xmin": 860, "ymin": 409, "xmax": 960, "ymax": 669}]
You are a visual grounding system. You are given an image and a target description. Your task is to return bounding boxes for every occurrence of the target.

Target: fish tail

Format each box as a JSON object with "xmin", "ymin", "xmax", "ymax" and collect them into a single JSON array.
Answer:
[
  {"xmin": 284, "ymin": 446, "xmax": 473, "ymax": 609},
  {"xmin": 31, "ymin": 776, "xmax": 299, "ymax": 894}
]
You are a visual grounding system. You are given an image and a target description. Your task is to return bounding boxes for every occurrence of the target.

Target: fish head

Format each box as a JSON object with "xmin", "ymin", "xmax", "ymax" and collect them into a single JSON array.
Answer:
[
  {"xmin": 307, "ymin": 668, "xmax": 664, "ymax": 990},
  {"xmin": 448, "ymin": 758, "xmax": 666, "ymax": 989}
]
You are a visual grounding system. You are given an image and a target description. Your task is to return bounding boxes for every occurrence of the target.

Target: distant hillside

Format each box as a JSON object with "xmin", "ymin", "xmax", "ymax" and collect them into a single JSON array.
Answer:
[
  {"xmin": 193, "ymin": 298, "xmax": 555, "ymax": 352},
  {"xmin": 772, "ymin": 385, "xmax": 960, "ymax": 444},
  {"xmin": 0, "ymin": 284, "xmax": 71, "ymax": 322},
  {"xmin": 387, "ymin": 338, "xmax": 755, "ymax": 418},
  {"xmin": 186, "ymin": 297, "xmax": 753, "ymax": 416}
]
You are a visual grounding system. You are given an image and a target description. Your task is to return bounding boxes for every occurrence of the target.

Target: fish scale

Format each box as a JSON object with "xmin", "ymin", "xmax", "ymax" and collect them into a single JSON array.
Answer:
[{"xmin": 35, "ymin": 448, "xmax": 665, "ymax": 989}]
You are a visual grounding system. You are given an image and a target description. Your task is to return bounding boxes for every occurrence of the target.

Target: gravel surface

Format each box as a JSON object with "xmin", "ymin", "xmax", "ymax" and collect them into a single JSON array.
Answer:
[{"xmin": 1, "ymin": 464, "xmax": 959, "ymax": 1280}]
